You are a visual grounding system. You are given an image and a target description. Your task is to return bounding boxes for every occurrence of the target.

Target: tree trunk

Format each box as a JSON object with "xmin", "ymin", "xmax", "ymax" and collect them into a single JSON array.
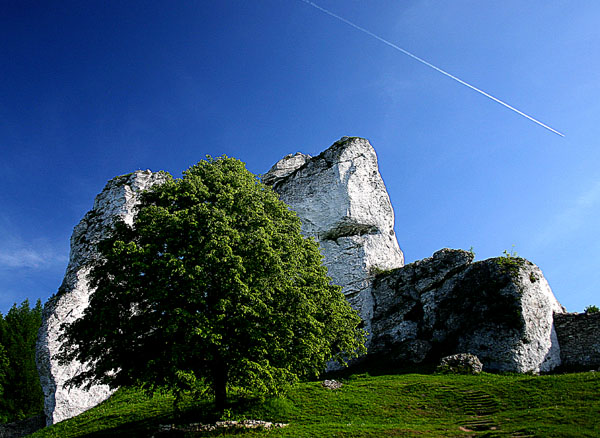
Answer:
[{"xmin": 213, "ymin": 360, "xmax": 228, "ymax": 413}]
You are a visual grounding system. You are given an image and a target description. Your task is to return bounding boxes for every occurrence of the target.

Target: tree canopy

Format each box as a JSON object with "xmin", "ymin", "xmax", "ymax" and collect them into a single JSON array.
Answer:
[
  {"xmin": 59, "ymin": 157, "xmax": 365, "ymax": 409},
  {"xmin": 0, "ymin": 299, "xmax": 44, "ymax": 423},
  {"xmin": 0, "ymin": 343, "xmax": 7, "ymax": 400}
]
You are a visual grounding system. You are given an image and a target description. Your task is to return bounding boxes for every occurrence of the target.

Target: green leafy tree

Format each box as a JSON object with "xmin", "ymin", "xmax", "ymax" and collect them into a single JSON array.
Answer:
[
  {"xmin": 59, "ymin": 156, "xmax": 365, "ymax": 410},
  {"xmin": 0, "ymin": 314, "xmax": 6, "ymax": 423},
  {"xmin": 584, "ymin": 305, "xmax": 599, "ymax": 314},
  {"xmin": 0, "ymin": 299, "xmax": 44, "ymax": 422},
  {"xmin": 0, "ymin": 343, "xmax": 8, "ymax": 424},
  {"xmin": 0, "ymin": 343, "xmax": 7, "ymax": 399}
]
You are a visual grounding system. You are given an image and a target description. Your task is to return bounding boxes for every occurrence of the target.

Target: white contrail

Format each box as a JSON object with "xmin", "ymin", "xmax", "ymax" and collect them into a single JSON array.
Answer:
[{"xmin": 299, "ymin": 0, "xmax": 565, "ymax": 137}]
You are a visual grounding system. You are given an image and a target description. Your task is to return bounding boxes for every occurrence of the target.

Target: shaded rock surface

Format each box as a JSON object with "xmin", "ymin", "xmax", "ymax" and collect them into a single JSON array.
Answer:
[
  {"xmin": 437, "ymin": 353, "xmax": 483, "ymax": 374},
  {"xmin": 263, "ymin": 137, "xmax": 405, "ymax": 340},
  {"xmin": 0, "ymin": 415, "xmax": 45, "ymax": 438},
  {"xmin": 36, "ymin": 170, "xmax": 169, "ymax": 425},
  {"xmin": 371, "ymin": 249, "xmax": 564, "ymax": 373}
]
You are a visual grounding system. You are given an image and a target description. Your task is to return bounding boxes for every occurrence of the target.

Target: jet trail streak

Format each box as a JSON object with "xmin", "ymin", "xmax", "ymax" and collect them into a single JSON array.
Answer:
[{"xmin": 299, "ymin": 0, "xmax": 564, "ymax": 137}]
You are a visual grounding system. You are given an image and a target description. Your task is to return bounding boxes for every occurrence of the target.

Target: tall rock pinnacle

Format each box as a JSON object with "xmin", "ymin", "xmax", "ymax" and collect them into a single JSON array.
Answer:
[{"xmin": 263, "ymin": 137, "xmax": 405, "ymax": 340}]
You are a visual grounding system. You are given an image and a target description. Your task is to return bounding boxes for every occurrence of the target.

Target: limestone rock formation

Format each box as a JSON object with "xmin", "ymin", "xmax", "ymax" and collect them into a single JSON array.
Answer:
[
  {"xmin": 263, "ymin": 137, "xmax": 405, "ymax": 340},
  {"xmin": 36, "ymin": 137, "xmax": 404, "ymax": 425},
  {"xmin": 371, "ymin": 249, "xmax": 564, "ymax": 373},
  {"xmin": 36, "ymin": 170, "xmax": 169, "ymax": 425},
  {"xmin": 36, "ymin": 136, "xmax": 574, "ymax": 426}
]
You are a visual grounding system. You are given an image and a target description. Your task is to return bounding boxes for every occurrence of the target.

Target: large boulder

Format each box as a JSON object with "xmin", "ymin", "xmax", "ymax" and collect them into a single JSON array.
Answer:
[
  {"xmin": 36, "ymin": 170, "xmax": 169, "ymax": 425},
  {"xmin": 371, "ymin": 249, "xmax": 565, "ymax": 373},
  {"xmin": 263, "ymin": 137, "xmax": 405, "ymax": 340},
  {"xmin": 437, "ymin": 353, "xmax": 483, "ymax": 375}
]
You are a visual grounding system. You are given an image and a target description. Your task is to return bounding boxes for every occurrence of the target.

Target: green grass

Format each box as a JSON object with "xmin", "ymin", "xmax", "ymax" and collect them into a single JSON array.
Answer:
[{"xmin": 30, "ymin": 371, "xmax": 600, "ymax": 437}]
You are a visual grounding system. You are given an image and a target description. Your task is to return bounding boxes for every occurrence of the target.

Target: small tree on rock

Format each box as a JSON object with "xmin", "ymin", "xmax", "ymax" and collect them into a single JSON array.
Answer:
[{"xmin": 59, "ymin": 156, "xmax": 365, "ymax": 410}]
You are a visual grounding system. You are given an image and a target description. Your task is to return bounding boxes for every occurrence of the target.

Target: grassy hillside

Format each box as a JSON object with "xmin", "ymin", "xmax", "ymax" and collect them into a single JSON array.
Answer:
[{"xmin": 30, "ymin": 371, "xmax": 599, "ymax": 437}]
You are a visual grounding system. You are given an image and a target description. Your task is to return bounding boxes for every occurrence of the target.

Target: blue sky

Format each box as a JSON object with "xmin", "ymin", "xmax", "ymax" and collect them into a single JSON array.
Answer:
[{"xmin": 1, "ymin": 1, "xmax": 599, "ymax": 314}]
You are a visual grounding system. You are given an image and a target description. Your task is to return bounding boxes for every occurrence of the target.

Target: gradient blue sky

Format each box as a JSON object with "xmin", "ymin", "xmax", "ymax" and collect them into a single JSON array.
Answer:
[{"xmin": 1, "ymin": 1, "xmax": 599, "ymax": 314}]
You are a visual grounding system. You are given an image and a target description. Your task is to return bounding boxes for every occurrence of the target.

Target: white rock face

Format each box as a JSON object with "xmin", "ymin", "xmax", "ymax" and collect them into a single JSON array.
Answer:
[
  {"xmin": 457, "ymin": 261, "xmax": 564, "ymax": 373},
  {"xmin": 371, "ymin": 249, "xmax": 565, "ymax": 373},
  {"xmin": 263, "ymin": 137, "xmax": 405, "ymax": 339},
  {"xmin": 36, "ymin": 170, "xmax": 169, "ymax": 425}
]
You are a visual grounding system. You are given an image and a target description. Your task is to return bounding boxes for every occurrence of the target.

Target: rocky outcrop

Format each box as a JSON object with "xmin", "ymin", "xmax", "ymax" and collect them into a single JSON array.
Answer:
[
  {"xmin": 371, "ymin": 249, "xmax": 564, "ymax": 373},
  {"xmin": 36, "ymin": 137, "xmax": 403, "ymax": 425},
  {"xmin": 36, "ymin": 136, "xmax": 576, "ymax": 426},
  {"xmin": 263, "ymin": 137, "xmax": 405, "ymax": 340},
  {"xmin": 36, "ymin": 170, "xmax": 169, "ymax": 425}
]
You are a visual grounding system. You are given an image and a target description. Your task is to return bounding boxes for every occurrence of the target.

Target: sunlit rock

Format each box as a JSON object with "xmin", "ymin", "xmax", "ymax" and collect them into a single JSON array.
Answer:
[
  {"xmin": 36, "ymin": 170, "xmax": 169, "ymax": 425},
  {"xmin": 371, "ymin": 249, "xmax": 565, "ymax": 373},
  {"xmin": 264, "ymin": 137, "xmax": 405, "ymax": 340}
]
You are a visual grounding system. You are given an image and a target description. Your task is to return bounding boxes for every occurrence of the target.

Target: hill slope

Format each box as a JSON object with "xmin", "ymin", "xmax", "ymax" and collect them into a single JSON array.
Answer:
[{"xmin": 30, "ymin": 371, "xmax": 599, "ymax": 437}]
